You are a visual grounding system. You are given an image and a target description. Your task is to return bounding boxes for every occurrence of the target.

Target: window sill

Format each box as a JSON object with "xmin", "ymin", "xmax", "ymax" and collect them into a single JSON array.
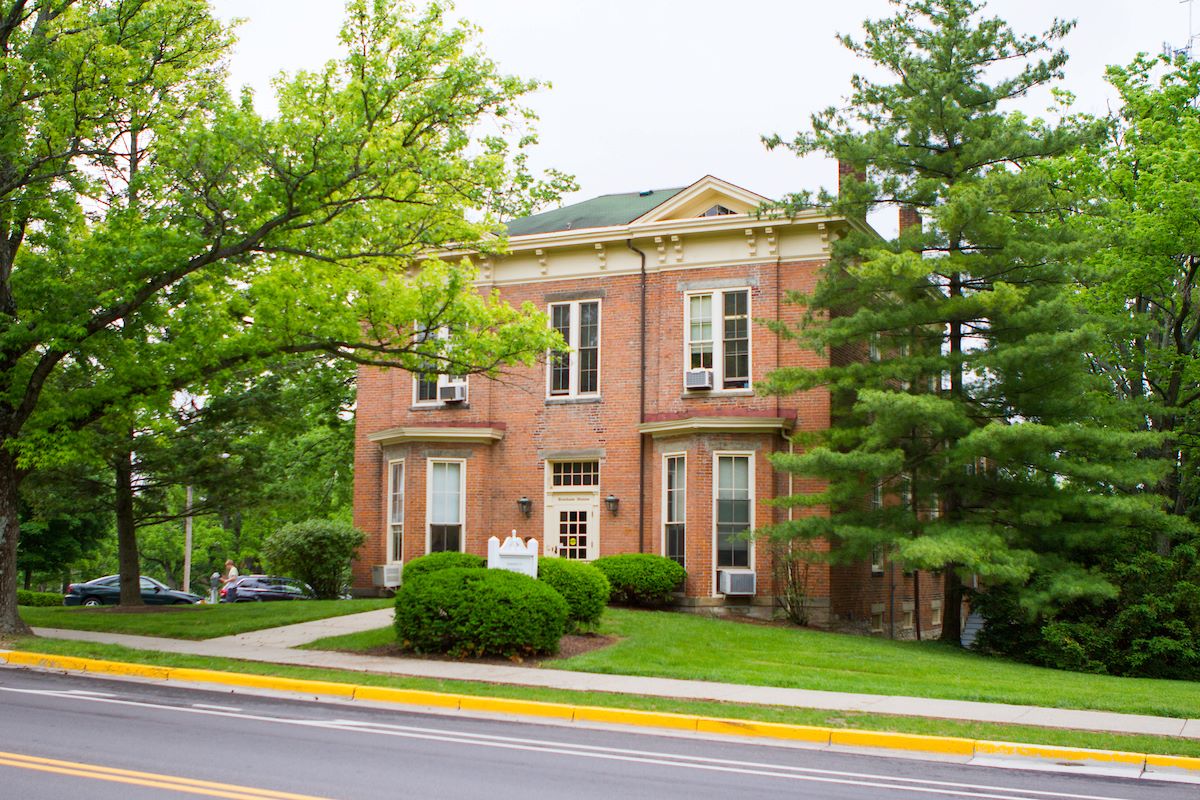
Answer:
[
  {"xmin": 545, "ymin": 395, "xmax": 602, "ymax": 405},
  {"xmin": 681, "ymin": 388, "xmax": 755, "ymax": 399},
  {"xmin": 410, "ymin": 403, "xmax": 471, "ymax": 411}
]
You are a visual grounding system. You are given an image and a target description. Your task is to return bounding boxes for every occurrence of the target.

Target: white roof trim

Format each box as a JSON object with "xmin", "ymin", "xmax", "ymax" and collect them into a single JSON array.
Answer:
[
  {"xmin": 630, "ymin": 175, "xmax": 772, "ymax": 225},
  {"xmin": 368, "ymin": 426, "xmax": 506, "ymax": 446},
  {"xmin": 637, "ymin": 416, "xmax": 794, "ymax": 439}
]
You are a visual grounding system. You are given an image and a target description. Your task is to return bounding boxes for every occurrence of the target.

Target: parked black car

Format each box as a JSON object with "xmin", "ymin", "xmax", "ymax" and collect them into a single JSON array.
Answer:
[
  {"xmin": 64, "ymin": 575, "xmax": 202, "ymax": 606},
  {"xmin": 219, "ymin": 575, "xmax": 315, "ymax": 603}
]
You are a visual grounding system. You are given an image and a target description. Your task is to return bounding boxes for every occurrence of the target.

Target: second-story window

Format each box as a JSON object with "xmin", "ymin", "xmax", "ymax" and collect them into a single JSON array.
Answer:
[
  {"xmin": 413, "ymin": 326, "xmax": 466, "ymax": 406},
  {"xmin": 685, "ymin": 289, "xmax": 750, "ymax": 391},
  {"xmin": 548, "ymin": 300, "xmax": 600, "ymax": 397}
]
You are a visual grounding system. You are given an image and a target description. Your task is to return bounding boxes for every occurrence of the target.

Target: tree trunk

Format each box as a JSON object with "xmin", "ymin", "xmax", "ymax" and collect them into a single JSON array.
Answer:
[
  {"xmin": 0, "ymin": 445, "xmax": 32, "ymax": 637},
  {"xmin": 115, "ymin": 445, "xmax": 143, "ymax": 606},
  {"xmin": 940, "ymin": 568, "xmax": 964, "ymax": 644},
  {"xmin": 23, "ymin": 568, "xmax": 30, "ymax": 590}
]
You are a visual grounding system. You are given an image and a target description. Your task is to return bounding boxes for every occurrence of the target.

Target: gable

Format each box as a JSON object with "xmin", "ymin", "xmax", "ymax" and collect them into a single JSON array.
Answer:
[{"xmin": 630, "ymin": 175, "xmax": 771, "ymax": 225}]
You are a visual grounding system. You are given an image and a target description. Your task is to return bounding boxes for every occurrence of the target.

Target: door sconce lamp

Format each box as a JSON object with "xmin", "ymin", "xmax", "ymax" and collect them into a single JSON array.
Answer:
[
  {"xmin": 517, "ymin": 496, "xmax": 533, "ymax": 518},
  {"xmin": 605, "ymin": 494, "xmax": 619, "ymax": 516}
]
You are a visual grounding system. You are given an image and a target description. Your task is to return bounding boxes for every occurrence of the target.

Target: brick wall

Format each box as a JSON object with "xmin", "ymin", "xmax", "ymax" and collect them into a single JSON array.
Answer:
[{"xmin": 353, "ymin": 245, "xmax": 894, "ymax": 620}]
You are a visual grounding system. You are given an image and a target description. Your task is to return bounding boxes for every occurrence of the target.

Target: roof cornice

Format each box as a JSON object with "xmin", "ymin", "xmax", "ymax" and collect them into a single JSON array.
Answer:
[
  {"xmin": 492, "ymin": 209, "xmax": 848, "ymax": 255},
  {"xmin": 368, "ymin": 426, "xmax": 506, "ymax": 446},
  {"xmin": 637, "ymin": 416, "xmax": 795, "ymax": 439}
]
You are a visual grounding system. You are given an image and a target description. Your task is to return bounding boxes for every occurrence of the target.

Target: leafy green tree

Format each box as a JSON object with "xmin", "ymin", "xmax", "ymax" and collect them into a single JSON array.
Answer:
[
  {"xmin": 0, "ymin": 0, "xmax": 569, "ymax": 635},
  {"xmin": 965, "ymin": 54, "xmax": 1200, "ymax": 678},
  {"xmin": 762, "ymin": 0, "xmax": 1163, "ymax": 642},
  {"xmin": 262, "ymin": 518, "xmax": 365, "ymax": 600},
  {"xmin": 1074, "ymin": 54, "xmax": 1200, "ymax": 540}
]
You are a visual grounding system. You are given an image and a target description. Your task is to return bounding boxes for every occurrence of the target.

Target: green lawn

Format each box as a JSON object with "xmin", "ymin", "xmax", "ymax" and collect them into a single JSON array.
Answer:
[
  {"xmin": 10, "ymin": 636, "xmax": 1200, "ymax": 759},
  {"xmin": 18, "ymin": 599, "xmax": 392, "ymax": 640},
  {"xmin": 308, "ymin": 607, "xmax": 1200, "ymax": 720}
]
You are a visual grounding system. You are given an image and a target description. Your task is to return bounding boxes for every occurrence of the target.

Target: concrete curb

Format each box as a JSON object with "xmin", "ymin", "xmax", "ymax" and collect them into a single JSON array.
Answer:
[{"xmin": 4, "ymin": 649, "xmax": 1198, "ymax": 780}]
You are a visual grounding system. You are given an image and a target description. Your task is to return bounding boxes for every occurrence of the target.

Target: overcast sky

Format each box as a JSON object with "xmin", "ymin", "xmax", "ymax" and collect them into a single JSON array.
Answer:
[{"xmin": 206, "ymin": 1, "xmax": 1195, "ymax": 209}]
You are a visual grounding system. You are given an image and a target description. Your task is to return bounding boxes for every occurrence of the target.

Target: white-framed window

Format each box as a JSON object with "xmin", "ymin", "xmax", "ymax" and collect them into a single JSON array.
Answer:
[
  {"xmin": 931, "ymin": 599, "xmax": 943, "ymax": 627},
  {"xmin": 684, "ymin": 288, "xmax": 751, "ymax": 390},
  {"xmin": 713, "ymin": 452, "xmax": 753, "ymax": 573},
  {"xmin": 902, "ymin": 603, "xmax": 915, "ymax": 631},
  {"xmin": 426, "ymin": 459, "xmax": 465, "ymax": 553},
  {"xmin": 548, "ymin": 300, "xmax": 600, "ymax": 397},
  {"xmin": 387, "ymin": 460, "xmax": 405, "ymax": 563},
  {"xmin": 870, "ymin": 544, "xmax": 885, "ymax": 576},
  {"xmin": 868, "ymin": 332, "xmax": 881, "ymax": 362},
  {"xmin": 551, "ymin": 461, "xmax": 599, "ymax": 487},
  {"xmin": 412, "ymin": 325, "xmax": 467, "ymax": 406},
  {"xmin": 663, "ymin": 453, "xmax": 686, "ymax": 567},
  {"xmin": 871, "ymin": 481, "xmax": 884, "ymax": 510}
]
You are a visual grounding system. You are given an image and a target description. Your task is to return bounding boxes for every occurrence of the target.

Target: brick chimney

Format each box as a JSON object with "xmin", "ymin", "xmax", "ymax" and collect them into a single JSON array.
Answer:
[
  {"xmin": 898, "ymin": 205, "xmax": 922, "ymax": 234},
  {"xmin": 837, "ymin": 159, "xmax": 866, "ymax": 196}
]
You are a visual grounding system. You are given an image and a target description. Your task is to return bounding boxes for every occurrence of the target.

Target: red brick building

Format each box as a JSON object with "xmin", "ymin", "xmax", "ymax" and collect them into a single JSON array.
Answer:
[{"xmin": 351, "ymin": 175, "xmax": 943, "ymax": 636}]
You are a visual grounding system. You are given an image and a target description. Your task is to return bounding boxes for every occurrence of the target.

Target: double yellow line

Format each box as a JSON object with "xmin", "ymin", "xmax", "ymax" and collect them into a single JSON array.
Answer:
[{"xmin": 0, "ymin": 750, "xmax": 332, "ymax": 800}]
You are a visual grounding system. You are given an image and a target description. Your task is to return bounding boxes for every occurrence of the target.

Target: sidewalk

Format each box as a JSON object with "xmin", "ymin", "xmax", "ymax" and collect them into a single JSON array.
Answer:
[{"xmin": 30, "ymin": 610, "xmax": 1200, "ymax": 741}]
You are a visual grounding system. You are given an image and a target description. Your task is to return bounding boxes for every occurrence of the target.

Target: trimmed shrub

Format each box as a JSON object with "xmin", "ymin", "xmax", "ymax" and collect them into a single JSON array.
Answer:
[
  {"xmin": 537, "ymin": 557, "xmax": 609, "ymax": 632},
  {"xmin": 17, "ymin": 589, "xmax": 62, "ymax": 607},
  {"xmin": 401, "ymin": 550, "xmax": 484, "ymax": 583},
  {"xmin": 592, "ymin": 553, "xmax": 686, "ymax": 607},
  {"xmin": 262, "ymin": 519, "xmax": 366, "ymax": 600},
  {"xmin": 395, "ymin": 567, "xmax": 567, "ymax": 658}
]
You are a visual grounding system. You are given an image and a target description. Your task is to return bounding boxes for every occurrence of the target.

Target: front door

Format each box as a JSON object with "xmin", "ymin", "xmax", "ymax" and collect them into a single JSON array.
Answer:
[{"xmin": 544, "ymin": 493, "xmax": 600, "ymax": 560}]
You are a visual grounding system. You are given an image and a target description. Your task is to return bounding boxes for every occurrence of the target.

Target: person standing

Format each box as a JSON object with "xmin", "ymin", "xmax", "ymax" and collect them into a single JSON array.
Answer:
[{"xmin": 221, "ymin": 559, "xmax": 239, "ymax": 585}]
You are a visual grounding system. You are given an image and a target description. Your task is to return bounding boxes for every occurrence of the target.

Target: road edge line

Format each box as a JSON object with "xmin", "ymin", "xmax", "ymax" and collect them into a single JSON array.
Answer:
[{"xmin": 3, "ymin": 648, "xmax": 1196, "ymax": 778}]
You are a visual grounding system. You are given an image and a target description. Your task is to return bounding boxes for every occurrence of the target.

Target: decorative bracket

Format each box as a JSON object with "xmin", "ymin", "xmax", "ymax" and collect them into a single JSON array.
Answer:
[
  {"xmin": 535, "ymin": 248, "xmax": 547, "ymax": 275},
  {"xmin": 764, "ymin": 226, "xmax": 777, "ymax": 257},
  {"xmin": 745, "ymin": 228, "xmax": 757, "ymax": 257},
  {"xmin": 817, "ymin": 222, "xmax": 830, "ymax": 253},
  {"xmin": 671, "ymin": 235, "xmax": 683, "ymax": 262},
  {"xmin": 654, "ymin": 236, "xmax": 667, "ymax": 264},
  {"xmin": 594, "ymin": 243, "xmax": 606, "ymax": 270}
]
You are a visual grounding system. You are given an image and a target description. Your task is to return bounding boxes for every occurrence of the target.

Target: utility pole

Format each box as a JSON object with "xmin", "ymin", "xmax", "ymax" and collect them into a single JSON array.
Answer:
[{"xmin": 182, "ymin": 485, "xmax": 193, "ymax": 593}]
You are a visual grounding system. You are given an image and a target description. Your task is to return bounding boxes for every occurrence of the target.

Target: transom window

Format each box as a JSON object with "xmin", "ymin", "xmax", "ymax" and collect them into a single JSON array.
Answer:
[
  {"xmin": 551, "ymin": 461, "xmax": 599, "ymax": 487},
  {"xmin": 664, "ymin": 454, "xmax": 686, "ymax": 567},
  {"xmin": 427, "ymin": 459, "xmax": 464, "ymax": 553},
  {"xmin": 548, "ymin": 300, "xmax": 600, "ymax": 397},
  {"xmin": 715, "ymin": 454, "xmax": 751, "ymax": 569},
  {"xmin": 685, "ymin": 289, "xmax": 750, "ymax": 390}
]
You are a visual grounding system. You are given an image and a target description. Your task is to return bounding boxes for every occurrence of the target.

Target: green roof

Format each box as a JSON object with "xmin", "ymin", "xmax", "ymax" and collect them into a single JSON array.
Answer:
[{"xmin": 505, "ymin": 187, "xmax": 686, "ymax": 236}]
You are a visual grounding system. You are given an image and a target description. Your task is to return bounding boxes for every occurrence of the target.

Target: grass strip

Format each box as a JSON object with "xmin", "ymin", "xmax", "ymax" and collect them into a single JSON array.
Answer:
[
  {"xmin": 17, "ymin": 599, "xmax": 392, "ymax": 640},
  {"xmin": 8, "ymin": 636, "xmax": 1199, "ymax": 760},
  {"xmin": 305, "ymin": 607, "xmax": 1200, "ymax": 721}
]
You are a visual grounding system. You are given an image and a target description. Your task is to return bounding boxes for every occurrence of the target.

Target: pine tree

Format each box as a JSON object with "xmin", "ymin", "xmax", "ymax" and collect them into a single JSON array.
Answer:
[{"xmin": 762, "ymin": 0, "xmax": 1164, "ymax": 642}]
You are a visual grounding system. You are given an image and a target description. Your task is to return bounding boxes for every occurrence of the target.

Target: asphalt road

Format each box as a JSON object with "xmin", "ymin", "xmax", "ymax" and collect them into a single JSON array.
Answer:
[{"xmin": 0, "ymin": 668, "xmax": 1190, "ymax": 800}]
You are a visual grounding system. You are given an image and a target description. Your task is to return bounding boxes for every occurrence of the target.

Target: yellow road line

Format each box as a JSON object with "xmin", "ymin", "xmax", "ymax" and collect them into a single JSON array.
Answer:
[{"xmin": 0, "ymin": 751, "xmax": 333, "ymax": 800}]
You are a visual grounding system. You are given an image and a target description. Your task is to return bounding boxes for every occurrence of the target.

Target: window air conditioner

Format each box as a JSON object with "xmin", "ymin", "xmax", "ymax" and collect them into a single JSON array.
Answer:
[
  {"xmin": 685, "ymin": 368, "xmax": 713, "ymax": 390},
  {"xmin": 372, "ymin": 564, "xmax": 402, "ymax": 588},
  {"xmin": 718, "ymin": 569, "xmax": 756, "ymax": 596},
  {"xmin": 438, "ymin": 383, "xmax": 466, "ymax": 403}
]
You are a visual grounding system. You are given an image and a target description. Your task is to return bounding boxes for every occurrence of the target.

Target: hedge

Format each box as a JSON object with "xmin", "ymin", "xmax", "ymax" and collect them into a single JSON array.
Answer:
[
  {"xmin": 401, "ymin": 551, "xmax": 485, "ymax": 583},
  {"xmin": 394, "ymin": 567, "xmax": 567, "ymax": 658},
  {"xmin": 17, "ymin": 589, "xmax": 61, "ymax": 607},
  {"xmin": 592, "ymin": 553, "xmax": 686, "ymax": 606},
  {"xmin": 537, "ymin": 557, "xmax": 609, "ymax": 632}
]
